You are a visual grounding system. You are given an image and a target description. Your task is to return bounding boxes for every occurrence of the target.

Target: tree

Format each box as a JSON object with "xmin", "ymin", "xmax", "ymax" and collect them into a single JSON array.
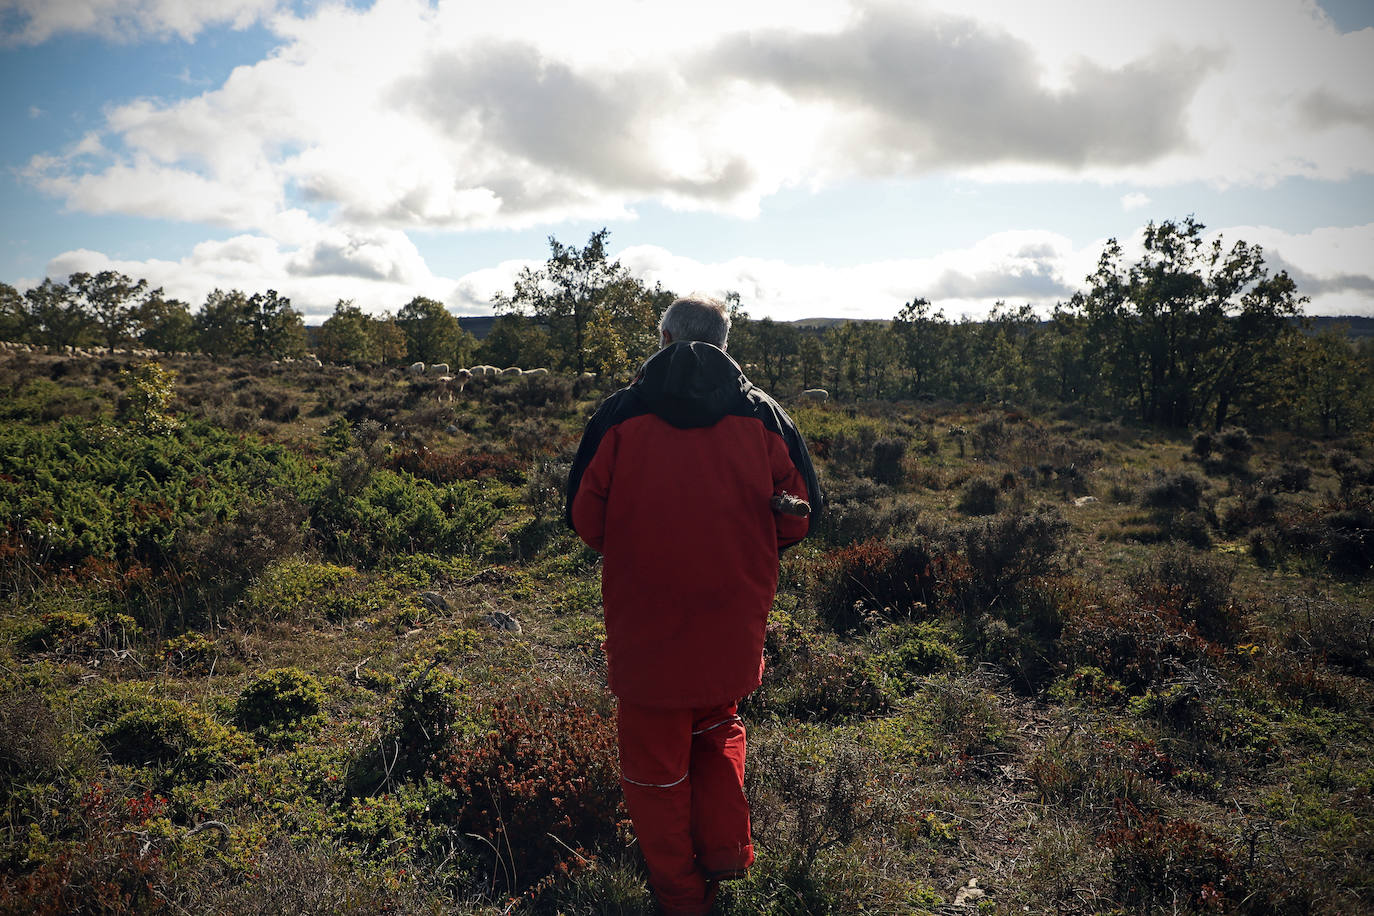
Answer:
[
  {"xmin": 194, "ymin": 289, "xmax": 255, "ymax": 357},
  {"xmin": 136, "ymin": 293, "xmax": 194, "ymax": 353},
  {"xmin": 367, "ymin": 313, "xmax": 407, "ymax": 365},
  {"xmin": 891, "ymin": 297, "xmax": 949, "ymax": 398},
  {"xmin": 397, "ymin": 296, "xmax": 473, "ymax": 366},
  {"xmin": 1071, "ymin": 217, "xmax": 1304, "ymax": 429},
  {"xmin": 0, "ymin": 282, "xmax": 27, "ymax": 342},
  {"xmin": 192, "ymin": 288, "xmax": 306, "ymax": 358},
  {"xmin": 477, "ymin": 314, "xmax": 552, "ymax": 369},
  {"xmin": 70, "ymin": 271, "xmax": 148, "ymax": 350},
  {"xmin": 246, "ymin": 289, "xmax": 307, "ymax": 359},
  {"xmin": 317, "ymin": 300, "xmax": 375, "ymax": 364},
  {"xmin": 24, "ymin": 277, "xmax": 92, "ymax": 348},
  {"xmin": 732, "ymin": 316, "xmax": 800, "ymax": 392},
  {"xmin": 1284, "ymin": 326, "xmax": 1371, "ymax": 437},
  {"xmin": 500, "ymin": 228, "xmax": 659, "ymax": 374}
]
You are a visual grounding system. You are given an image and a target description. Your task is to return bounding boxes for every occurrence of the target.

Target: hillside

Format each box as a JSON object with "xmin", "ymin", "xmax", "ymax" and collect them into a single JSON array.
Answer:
[{"xmin": 0, "ymin": 345, "xmax": 1370, "ymax": 915}]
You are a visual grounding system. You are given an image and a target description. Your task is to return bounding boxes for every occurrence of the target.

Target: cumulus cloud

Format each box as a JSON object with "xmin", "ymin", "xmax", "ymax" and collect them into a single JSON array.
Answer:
[
  {"xmin": 36, "ymin": 225, "xmax": 461, "ymax": 323},
  {"xmin": 0, "ymin": 0, "xmax": 278, "ymax": 45},
  {"xmin": 1122, "ymin": 193, "xmax": 1151, "ymax": 211},
  {"xmin": 27, "ymin": 0, "xmax": 1374, "ymax": 244}
]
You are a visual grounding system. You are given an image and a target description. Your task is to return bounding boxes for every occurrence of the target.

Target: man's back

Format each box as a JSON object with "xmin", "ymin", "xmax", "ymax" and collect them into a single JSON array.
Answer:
[{"xmin": 566, "ymin": 341, "xmax": 820, "ymax": 707}]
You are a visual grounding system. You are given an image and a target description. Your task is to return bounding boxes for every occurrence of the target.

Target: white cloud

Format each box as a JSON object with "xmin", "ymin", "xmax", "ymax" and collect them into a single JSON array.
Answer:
[
  {"xmin": 0, "ymin": 0, "xmax": 278, "ymax": 45},
  {"xmin": 25, "ymin": 0, "xmax": 1374, "ymax": 247},
  {"xmin": 1121, "ymin": 192, "xmax": 1151, "ymax": 211}
]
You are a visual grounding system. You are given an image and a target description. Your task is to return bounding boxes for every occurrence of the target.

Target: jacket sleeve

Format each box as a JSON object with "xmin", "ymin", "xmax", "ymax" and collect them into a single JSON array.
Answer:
[
  {"xmin": 769, "ymin": 434, "xmax": 812, "ymax": 549},
  {"xmin": 772, "ymin": 403, "xmax": 822, "ymax": 550},
  {"xmin": 566, "ymin": 393, "xmax": 625, "ymax": 551}
]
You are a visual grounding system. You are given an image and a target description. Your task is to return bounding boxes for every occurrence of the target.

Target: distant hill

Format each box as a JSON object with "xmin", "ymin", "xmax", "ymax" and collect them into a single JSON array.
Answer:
[
  {"xmin": 1302, "ymin": 316, "xmax": 1374, "ymax": 338},
  {"xmin": 457, "ymin": 315, "xmax": 497, "ymax": 340}
]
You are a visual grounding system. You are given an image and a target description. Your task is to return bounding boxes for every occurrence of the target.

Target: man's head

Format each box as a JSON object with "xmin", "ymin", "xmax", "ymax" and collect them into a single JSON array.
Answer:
[{"xmin": 659, "ymin": 296, "xmax": 731, "ymax": 350}]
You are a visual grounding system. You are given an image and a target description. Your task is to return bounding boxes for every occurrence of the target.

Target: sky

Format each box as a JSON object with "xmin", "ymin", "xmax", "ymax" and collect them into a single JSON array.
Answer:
[{"xmin": 1, "ymin": 0, "xmax": 1372, "ymax": 324}]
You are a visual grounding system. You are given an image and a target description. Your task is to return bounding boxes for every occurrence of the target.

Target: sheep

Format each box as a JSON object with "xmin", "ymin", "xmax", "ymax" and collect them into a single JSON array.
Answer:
[
  {"xmin": 408, "ymin": 361, "xmax": 426, "ymax": 375},
  {"xmin": 477, "ymin": 364, "xmax": 500, "ymax": 377},
  {"xmin": 430, "ymin": 363, "xmax": 449, "ymax": 375},
  {"xmin": 500, "ymin": 366, "xmax": 523, "ymax": 377},
  {"xmin": 524, "ymin": 367, "xmax": 549, "ymax": 376},
  {"xmin": 801, "ymin": 388, "xmax": 829, "ymax": 401}
]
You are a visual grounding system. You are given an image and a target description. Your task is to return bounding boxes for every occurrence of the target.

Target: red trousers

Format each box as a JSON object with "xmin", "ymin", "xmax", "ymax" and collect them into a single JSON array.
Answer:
[{"xmin": 617, "ymin": 700, "xmax": 754, "ymax": 916}]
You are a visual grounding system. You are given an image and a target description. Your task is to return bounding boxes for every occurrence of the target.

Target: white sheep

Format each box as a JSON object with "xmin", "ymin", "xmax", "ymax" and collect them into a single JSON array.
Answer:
[
  {"xmin": 524, "ymin": 367, "xmax": 549, "ymax": 376},
  {"xmin": 500, "ymin": 366, "xmax": 523, "ymax": 377},
  {"xmin": 430, "ymin": 363, "xmax": 449, "ymax": 375},
  {"xmin": 801, "ymin": 388, "xmax": 830, "ymax": 401},
  {"xmin": 408, "ymin": 361, "xmax": 426, "ymax": 375}
]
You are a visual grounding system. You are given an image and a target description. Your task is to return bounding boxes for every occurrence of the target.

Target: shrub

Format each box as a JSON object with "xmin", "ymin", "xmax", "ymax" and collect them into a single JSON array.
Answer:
[
  {"xmin": 1099, "ymin": 802, "xmax": 1239, "ymax": 911},
  {"xmin": 0, "ymin": 688, "xmax": 62, "ymax": 788},
  {"xmin": 810, "ymin": 538, "xmax": 940, "ymax": 632},
  {"xmin": 435, "ymin": 693, "xmax": 623, "ymax": 898},
  {"xmin": 869, "ymin": 437, "xmax": 907, "ymax": 486},
  {"xmin": 1128, "ymin": 545, "xmax": 1241, "ymax": 643},
  {"xmin": 0, "ymin": 783, "xmax": 174, "ymax": 916},
  {"xmin": 746, "ymin": 732, "xmax": 879, "ymax": 878},
  {"xmin": 868, "ymin": 622, "xmax": 960, "ymax": 695},
  {"xmin": 956, "ymin": 477, "xmax": 1000, "ymax": 516},
  {"xmin": 156, "ymin": 631, "xmax": 220, "ymax": 676},
  {"xmin": 235, "ymin": 667, "xmax": 326, "ymax": 734},
  {"xmin": 942, "ymin": 506, "xmax": 1070, "ymax": 612},
  {"xmin": 1140, "ymin": 471, "xmax": 1204, "ymax": 511},
  {"xmin": 1059, "ymin": 598, "xmax": 1221, "ymax": 693},
  {"xmin": 746, "ymin": 616, "xmax": 890, "ymax": 722},
  {"xmin": 97, "ymin": 693, "xmax": 256, "ymax": 783}
]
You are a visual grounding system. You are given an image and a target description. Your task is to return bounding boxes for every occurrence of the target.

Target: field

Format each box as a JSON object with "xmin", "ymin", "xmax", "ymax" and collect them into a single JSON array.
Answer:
[{"xmin": 1, "ymin": 345, "xmax": 1371, "ymax": 914}]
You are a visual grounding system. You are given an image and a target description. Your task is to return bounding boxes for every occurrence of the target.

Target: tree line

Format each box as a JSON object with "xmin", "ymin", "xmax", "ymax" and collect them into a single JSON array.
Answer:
[{"xmin": 3, "ymin": 217, "xmax": 1371, "ymax": 435}]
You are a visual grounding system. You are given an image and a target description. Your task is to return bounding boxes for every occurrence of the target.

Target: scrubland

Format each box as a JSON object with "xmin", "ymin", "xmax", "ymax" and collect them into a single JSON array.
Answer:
[{"xmin": 0, "ymin": 347, "xmax": 1370, "ymax": 915}]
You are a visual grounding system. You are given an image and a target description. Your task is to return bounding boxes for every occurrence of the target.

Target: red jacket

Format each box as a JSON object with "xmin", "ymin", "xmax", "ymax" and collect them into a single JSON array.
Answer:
[{"xmin": 566, "ymin": 342, "xmax": 821, "ymax": 707}]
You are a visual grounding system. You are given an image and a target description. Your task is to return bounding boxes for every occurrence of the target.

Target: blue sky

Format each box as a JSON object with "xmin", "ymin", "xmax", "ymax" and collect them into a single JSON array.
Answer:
[{"xmin": 3, "ymin": 0, "xmax": 1372, "ymax": 323}]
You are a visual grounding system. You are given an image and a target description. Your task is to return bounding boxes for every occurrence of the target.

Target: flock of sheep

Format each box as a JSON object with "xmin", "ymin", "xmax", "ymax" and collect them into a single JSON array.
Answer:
[{"xmin": 0, "ymin": 341, "xmax": 831, "ymax": 401}]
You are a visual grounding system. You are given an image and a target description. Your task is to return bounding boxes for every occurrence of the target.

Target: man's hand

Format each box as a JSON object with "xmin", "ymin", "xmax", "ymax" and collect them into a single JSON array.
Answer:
[{"xmin": 770, "ymin": 491, "xmax": 811, "ymax": 517}]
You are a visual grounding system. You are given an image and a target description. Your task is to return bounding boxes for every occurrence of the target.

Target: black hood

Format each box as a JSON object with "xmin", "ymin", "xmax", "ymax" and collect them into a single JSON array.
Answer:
[{"xmin": 633, "ymin": 341, "xmax": 751, "ymax": 429}]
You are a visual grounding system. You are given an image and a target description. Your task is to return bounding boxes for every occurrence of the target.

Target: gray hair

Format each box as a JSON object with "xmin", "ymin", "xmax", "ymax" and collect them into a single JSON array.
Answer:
[{"xmin": 659, "ymin": 296, "xmax": 731, "ymax": 349}]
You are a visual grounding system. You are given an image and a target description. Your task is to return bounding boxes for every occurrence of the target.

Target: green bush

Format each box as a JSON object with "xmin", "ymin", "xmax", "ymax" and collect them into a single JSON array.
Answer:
[
  {"xmin": 97, "ymin": 693, "xmax": 255, "ymax": 783},
  {"xmin": 235, "ymin": 667, "xmax": 326, "ymax": 733}
]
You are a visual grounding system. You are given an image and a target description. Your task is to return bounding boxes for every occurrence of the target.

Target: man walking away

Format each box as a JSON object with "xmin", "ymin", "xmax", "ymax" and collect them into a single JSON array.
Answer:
[{"xmin": 566, "ymin": 296, "xmax": 822, "ymax": 915}]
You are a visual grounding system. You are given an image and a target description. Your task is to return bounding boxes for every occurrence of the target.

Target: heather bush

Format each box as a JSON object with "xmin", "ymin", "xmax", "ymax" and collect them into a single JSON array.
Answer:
[
  {"xmin": 0, "ymin": 783, "xmax": 175, "ymax": 916},
  {"xmin": 745, "ymin": 613, "xmax": 890, "ymax": 722},
  {"xmin": 956, "ymin": 476, "xmax": 1000, "ymax": 515},
  {"xmin": 869, "ymin": 436, "xmax": 907, "ymax": 485},
  {"xmin": 435, "ymin": 692, "xmax": 623, "ymax": 899},
  {"xmin": 1140, "ymin": 470, "xmax": 1205, "ymax": 511},
  {"xmin": 939, "ymin": 506, "xmax": 1070, "ymax": 613},
  {"xmin": 1099, "ymin": 802, "xmax": 1239, "ymax": 911},
  {"xmin": 810, "ymin": 537, "xmax": 940, "ymax": 632},
  {"xmin": 1128, "ymin": 545, "xmax": 1242, "ymax": 643}
]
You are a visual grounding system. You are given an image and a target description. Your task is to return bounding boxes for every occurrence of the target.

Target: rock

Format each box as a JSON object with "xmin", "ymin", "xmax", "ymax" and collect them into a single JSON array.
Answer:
[
  {"xmin": 484, "ymin": 611, "xmax": 522, "ymax": 634},
  {"xmin": 953, "ymin": 878, "xmax": 986, "ymax": 907},
  {"xmin": 418, "ymin": 591, "xmax": 448, "ymax": 612},
  {"xmin": 445, "ymin": 424, "xmax": 459, "ymax": 434}
]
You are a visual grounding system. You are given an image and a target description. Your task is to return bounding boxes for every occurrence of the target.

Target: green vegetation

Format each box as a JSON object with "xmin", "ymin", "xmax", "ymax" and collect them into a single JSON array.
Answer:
[{"xmin": 1, "ymin": 219, "xmax": 1372, "ymax": 913}]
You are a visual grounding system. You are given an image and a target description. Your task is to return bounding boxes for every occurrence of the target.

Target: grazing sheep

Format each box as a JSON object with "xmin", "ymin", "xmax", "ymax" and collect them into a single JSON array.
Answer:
[
  {"xmin": 430, "ymin": 363, "xmax": 449, "ymax": 375},
  {"xmin": 500, "ymin": 366, "xmax": 523, "ymax": 377},
  {"xmin": 524, "ymin": 367, "xmax": 549, "ymax": 376},
  {"xmin": 478, "ymin": 364, "xmax": 500, "ymax": 377},
  {"xmin": 801, "ymin": 388, "xmax": 829, "ymax": 401},
  {"xmin": 408, "ymin": 361, "xmax": 426, "ymax": 375}
]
